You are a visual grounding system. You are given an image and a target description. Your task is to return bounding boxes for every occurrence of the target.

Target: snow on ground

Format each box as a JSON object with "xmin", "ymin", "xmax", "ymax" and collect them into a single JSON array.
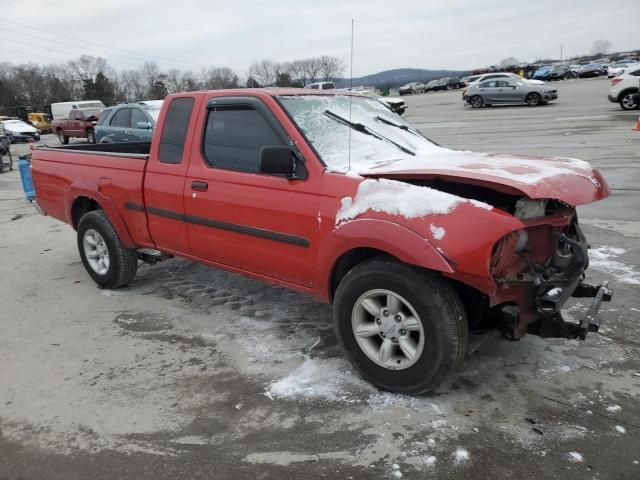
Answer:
[
  {"xmin": 453, "ymin": 448, "xmax": 470, "ymax": 464},
  {"xmin": 567, "ymin": 451, "xmax": 584, "ymax": 463},
  {"xmin": 589, "ymin": 246, "xmax": 640, "ymax": 285}
]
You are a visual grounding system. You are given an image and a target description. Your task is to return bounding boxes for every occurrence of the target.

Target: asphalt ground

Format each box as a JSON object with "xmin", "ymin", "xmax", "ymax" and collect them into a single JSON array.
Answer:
[{"xmin": 1, "ymin": 77, "xmax": 639, "ymax": 479}]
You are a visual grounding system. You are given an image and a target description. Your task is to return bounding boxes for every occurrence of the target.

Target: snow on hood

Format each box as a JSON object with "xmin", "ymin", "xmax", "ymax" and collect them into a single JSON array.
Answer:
[{"xmin": 336, "ymin": 178, "xmax": 492, "ymax": 225}]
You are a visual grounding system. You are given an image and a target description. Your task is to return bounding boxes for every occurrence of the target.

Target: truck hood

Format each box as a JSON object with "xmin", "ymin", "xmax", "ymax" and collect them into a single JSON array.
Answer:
[{"xmin": 354, "ymin": 150, "xmax": 609, "ymax": 206}]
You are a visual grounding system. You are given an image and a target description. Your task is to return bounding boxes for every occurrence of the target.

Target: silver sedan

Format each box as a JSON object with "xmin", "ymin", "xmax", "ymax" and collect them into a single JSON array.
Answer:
[{"xmin": 462, "ymin": 79, "xmax": 558, "ymax": 108}]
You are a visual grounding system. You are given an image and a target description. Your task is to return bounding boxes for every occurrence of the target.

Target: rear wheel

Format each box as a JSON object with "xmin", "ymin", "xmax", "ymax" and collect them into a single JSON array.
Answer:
[
  {"xmin": 57, "ymin": 130, "xmax": 69, "ymax": 145},
  {"xmin": 619, "ymin": 91, "xmax": 639, "ymax": 110},
  {"xmin": 77, "ymin": 210, "xmax": 138, "ymax": 289},
  {"xmin": 526, "ymin": 92, "xmax": 541, "ymax": 106},
  {"xmin": 333, "ymin": 259, "xmax": 468, "ymax": 395},
  {"xmin": 469, "ymin": 95, "xmax": 483, "ymax": 108}
]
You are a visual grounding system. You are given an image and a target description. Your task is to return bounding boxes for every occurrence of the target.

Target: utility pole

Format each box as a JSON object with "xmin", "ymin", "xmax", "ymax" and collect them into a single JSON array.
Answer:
[{"xmin": 560, "ymin": 44, "xmax": 563, "ymax": 62}]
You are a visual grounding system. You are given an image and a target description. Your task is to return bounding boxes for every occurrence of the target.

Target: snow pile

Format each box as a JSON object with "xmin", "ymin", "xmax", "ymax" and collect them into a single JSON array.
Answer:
[
  {"xmin": 567, "ymin": 451, "xmax": 583, "ymax": 463},
  {"xmin": 430, "ymin": 224, "xmax": 446, "ymax": 240},
  {"xmin": 606, "ymin": 404, "xmax": 622, "ymax": 412},
  {"xmin": 424, "ymin": 456, "xmax": 437, "ymax": 466},
  {"xmin": 589, "ymin": 246, "xmax": 640, "ymax": 285},
  {"xmin": 336, "ymin": 178, "xmax": 492, "ymax": 224},
  {"xmin": 453, "ymin": 448, "xmax": 469, "ymax": 464},
  {"xmin": 266, "ymin": 357, "xmax": 371, "ymax": 402},
  {"xmin": 615, "ymin": 425, "xmax": 626, "ymax": 434}
]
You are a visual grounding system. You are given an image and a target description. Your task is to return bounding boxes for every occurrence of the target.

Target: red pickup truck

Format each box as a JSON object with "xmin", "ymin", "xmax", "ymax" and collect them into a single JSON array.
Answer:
[
  {"xmin": 51, "ymin": 107, "xmax": 102, "ymax": 144},
  {"xmin": 31, "ymin": 89, "xmax": 612, "ymax": 394}
]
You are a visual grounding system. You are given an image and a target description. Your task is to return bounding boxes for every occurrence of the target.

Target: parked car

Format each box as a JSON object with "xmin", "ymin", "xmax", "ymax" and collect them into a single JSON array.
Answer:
[
  {"xmin": 608, "ymin": 65, "xmax": 640, "ymax": 110},
  {"xmin": 50, "ymin": 100, "xmax": 105, "ymax": 120},
  {"xmin": 31, "ymin": 88, "xmax": 612, "ymax": 394},
  {"xmin": 28, "ymin": 112, "xmax": 52, "ymax": 134},
  {"xmin": 568, "ymin": 65, "xmax": 581, "ymax": 77},
  {"xmin": 304, "ymin": 82, "xmax": 335, "ymax": 90},
  {"xmin": 441, "ymin": 76, "xmax": 463, "ymax": 89},
  {"xmin": 463, "ymin": 78, "xmax": 558, "ymax": 107},
  {"xmin": 95, "ymin": 100, "xmax": 164, "ymax": 144},
  {"xmin": 398, "ymin": 82, "xmax": 425, "ymax": 95},
  {"xmin": 0, "ymin": 125, "xmax": 10, "ymax": 155},
  {"xmin": 377, "ymin": 97, "xmax": 407, "ymax": 115},
  {"xmin": 532, "ymin": 66, "xmax": 552, "ymax": 81},
  {"xmin": 51, "ymin": 108, "xmax": 103, "ymax": 144},
  {"xmin": 607, "ymin": 62, "xmax": 637, "ymax": 78},
  {"xmin": 0, "ymin": 119, "xmax": 40, "ymax": 142},
  {"xmin": 548, "ymin": 65, "xmax": 570, "ymax": 81},
  {"xmin": 578, "ymin": 64, "xmax": 604, "ymax": 78},
  {"xmin": 460, "ymin": 75, "xmax": 481, "ymax": 87}
]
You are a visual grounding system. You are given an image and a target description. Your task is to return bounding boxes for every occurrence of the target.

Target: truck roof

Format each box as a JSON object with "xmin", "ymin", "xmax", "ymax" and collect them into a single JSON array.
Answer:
[{"xmin": 165, "ymin": 88, "xmax": 357, "ymax": 100}]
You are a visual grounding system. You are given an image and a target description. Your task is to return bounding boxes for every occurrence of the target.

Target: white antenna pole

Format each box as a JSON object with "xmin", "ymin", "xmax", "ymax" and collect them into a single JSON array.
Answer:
[{"xmin": 348, "ymin": 18, "xmax": 354, "ymax": 171}]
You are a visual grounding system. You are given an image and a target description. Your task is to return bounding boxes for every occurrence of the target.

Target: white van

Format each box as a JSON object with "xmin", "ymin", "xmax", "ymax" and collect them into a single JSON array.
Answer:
[{"xmin": 50, "ymin": 100, "xmax": 105, "ymax": 120}]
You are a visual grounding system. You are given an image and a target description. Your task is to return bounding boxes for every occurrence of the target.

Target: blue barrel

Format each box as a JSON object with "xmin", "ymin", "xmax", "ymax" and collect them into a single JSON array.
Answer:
[{"xmin": 18, "ymin": 156, "xmax": 35, "ymax": 201}]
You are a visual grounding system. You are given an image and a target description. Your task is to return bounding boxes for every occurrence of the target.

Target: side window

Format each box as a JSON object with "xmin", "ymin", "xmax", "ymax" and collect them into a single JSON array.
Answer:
[
  {"xmin": 203, "ymin": 106, "xmax": 283, "ymax": 173},
  {"xmin": 630, "ymin": 69, "xmax": 640, "ymax": 77},
  {"xmin": 72, "ymin": 110, "xmax": 82, "ymax": 120},
  {"xmin": 158, "ymin": 97, "xmax": 194, "ymax": 164},
  {"xmin": 97, "ymin": 109, "xmax": 111, "ymax": 125},
  {"xmin": 310, "ymin": 84, "xmax": 319, "ymax": 89},
  {"xmin": 110, "ymin": 108, "xmax": 131, "ymax": 128},
  {"xmin": 131, "ymin": 108, "xmax": 148, "ymax": 127}
]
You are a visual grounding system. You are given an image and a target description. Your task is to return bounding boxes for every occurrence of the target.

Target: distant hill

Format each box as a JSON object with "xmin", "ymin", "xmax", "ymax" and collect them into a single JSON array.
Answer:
[{"xmin": 334, "ymin": 68, "xmax": 470, "ymax": 88}]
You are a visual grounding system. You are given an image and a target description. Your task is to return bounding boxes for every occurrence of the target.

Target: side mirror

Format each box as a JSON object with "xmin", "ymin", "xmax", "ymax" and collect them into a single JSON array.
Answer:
[
  {"xmin": 136, "ymin": 121, "xmax": 152, "ymax": 129},
  {"xmin": 259, "ymin": 146, "xmax": 307, "ymax": 180}
]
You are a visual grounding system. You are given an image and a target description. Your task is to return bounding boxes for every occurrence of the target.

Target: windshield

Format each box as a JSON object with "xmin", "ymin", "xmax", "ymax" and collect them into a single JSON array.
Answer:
[{"xmin": 279, "ymin": 95, "xmax": 441, "ymax": 172}]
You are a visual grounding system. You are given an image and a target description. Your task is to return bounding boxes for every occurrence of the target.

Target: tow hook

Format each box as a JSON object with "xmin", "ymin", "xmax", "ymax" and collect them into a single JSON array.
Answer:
[{"xmin": 572, "ymin": 281, "xmax": 613, "ymax": 340}]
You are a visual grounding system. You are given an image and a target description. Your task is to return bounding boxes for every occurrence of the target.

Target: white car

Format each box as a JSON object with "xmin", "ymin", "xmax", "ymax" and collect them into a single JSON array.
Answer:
[
  {"xmin": 0, "ymin": 119, "xmax": 40, "ymax": 142},
  {"xmin": 466, "ymin": 72, "xmax": 545, "ymax": 87},
  {"xmin": 304, "ymin": 82, "xmax": 336, "ymax": 90},
  {"xmin": 607, "ymin": 62, "xmax": 637, "ymax": 78},
  {"xmin": 608, "ymin": 65, "xmax": 640, "ymax": 110}
]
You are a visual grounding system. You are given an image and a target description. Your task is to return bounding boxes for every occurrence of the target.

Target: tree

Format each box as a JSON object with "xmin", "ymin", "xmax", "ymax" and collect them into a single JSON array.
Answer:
[
  {"xmin": 591, "ymin": 39, "xmax": 611, "ymax": 55},
  {"xmin": 245, "ymin": 76, "xmax": 260, "ymax": 88},
  {"xmin": 149, "ymin": 79, "xmax": 168, "ymax": 100},
  {"xmin": 68, "ymin": 55, "xmax": 107, "ymax": 81},
  {"xmin": 82, "ymin": 72, "xmax": 115, "ymax": 105},
  {"xmin": 202, "ymin": 67, "xmax": 239, "ymax": 90},
  {"xmin": 319, "ymin": 55, "xmax": 345, "ymax": 81},
  {"xmin": 499, "ymin": 57, "xmax": 519, "ymax": 68},
  {"xmin": 248, "ymin": 60, "xmax": 279, "ymax": 87}
]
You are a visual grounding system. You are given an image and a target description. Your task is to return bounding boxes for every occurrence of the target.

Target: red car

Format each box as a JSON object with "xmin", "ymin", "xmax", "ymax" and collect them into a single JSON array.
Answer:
[{"xmin": 31, "ymin": 89, "xmax": 612, "ymax": 394}]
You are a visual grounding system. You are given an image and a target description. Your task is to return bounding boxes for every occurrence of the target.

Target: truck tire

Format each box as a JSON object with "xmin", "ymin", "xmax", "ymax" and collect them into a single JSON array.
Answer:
[
  {"xmin": 57, "ymin": 130, "xmax": 69, "ymax": 145},
  {"xmin": 77, "ymin": 210, "xmax": 138, "ymax": 289},
  {"xmin": 333, "ymin": 258, "xmax": 468, "ymax": 395},
  {"xmin": 86, "ymin": 130, "xmax": 96, "ymax": 144}
]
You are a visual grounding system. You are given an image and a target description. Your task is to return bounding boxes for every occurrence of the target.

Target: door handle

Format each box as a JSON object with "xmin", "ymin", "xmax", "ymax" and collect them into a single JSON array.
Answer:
[{"xmin": 191, "ymin": 181, "xmax": 208, "ymax": 191}]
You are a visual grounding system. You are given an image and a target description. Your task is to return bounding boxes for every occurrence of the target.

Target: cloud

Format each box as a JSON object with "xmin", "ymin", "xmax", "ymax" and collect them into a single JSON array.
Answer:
[{"xmin": 1, "ymin": 0, "xmax": 638, "ymax": 76}]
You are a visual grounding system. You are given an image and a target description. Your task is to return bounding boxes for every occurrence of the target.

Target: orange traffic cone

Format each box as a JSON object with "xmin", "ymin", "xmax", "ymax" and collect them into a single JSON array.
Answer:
[{"xmin": 633, "ymin": 114, "xmax": 640, "ymax": 131}]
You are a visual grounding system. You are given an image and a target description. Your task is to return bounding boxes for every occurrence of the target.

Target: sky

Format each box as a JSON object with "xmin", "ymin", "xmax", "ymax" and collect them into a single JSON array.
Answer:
[{"xmin": 0, "ymin": 0, "xmax": 638, "ymax": 77}]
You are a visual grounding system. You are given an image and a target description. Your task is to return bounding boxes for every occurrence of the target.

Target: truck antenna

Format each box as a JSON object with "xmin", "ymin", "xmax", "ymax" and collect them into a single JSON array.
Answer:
[{"xmin": 348, "ymin": 18, "xmax": 354, "ymax": 172}]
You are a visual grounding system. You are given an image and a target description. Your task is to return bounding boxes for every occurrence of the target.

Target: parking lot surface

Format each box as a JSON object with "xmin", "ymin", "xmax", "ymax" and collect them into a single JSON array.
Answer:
[{"xmin": 1, "ymin": 78, "xmax": 639, "ymax": 479}]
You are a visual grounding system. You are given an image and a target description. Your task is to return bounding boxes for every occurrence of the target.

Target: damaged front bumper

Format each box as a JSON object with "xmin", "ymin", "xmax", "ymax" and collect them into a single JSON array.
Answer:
[{"xmin": 491, "ymin": 217, "xmax": 614, "ymax": 340}]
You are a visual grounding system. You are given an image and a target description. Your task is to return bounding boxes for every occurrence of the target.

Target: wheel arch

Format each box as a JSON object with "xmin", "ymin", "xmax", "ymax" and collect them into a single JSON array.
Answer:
[
  {"xmin": 618, "ymin": 87, "xmax": 639, "ymax": 101},
  {"xmin": 320, "ymin": 219, "xmax": 454, "ymax": 302},
  {"xmin": 68, "ymin": 181, "xmax": 137, "ymax": 248}
]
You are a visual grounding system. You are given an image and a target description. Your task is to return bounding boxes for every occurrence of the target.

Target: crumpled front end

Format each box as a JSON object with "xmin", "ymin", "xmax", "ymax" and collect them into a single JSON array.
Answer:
[{"xmin": 489, "ymin": 206, "xmax": 612, "ymax": 340}]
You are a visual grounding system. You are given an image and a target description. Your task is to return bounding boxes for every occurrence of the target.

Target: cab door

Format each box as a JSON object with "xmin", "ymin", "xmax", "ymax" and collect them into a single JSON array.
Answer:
[
  {"xmin": 106, "ymin": 108, "xmax": 131, "ymax": 143},
  {"xmin": 183, "ymin": 95, "xmax": 321, "ymax": 288}
]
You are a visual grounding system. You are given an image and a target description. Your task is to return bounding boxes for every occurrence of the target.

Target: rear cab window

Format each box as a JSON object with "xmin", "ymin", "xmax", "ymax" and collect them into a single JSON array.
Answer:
[{"xmin": 158, "ymin": 97, "xmax": 195, "ymax": 164}]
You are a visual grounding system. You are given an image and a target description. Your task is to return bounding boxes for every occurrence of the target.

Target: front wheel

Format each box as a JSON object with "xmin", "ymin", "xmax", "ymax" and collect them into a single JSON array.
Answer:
[
  {"xmin": 333, "ymin": 259, "xmax": 468, "ymax": 395},
  {"xmin": 526, "ymin": 92, "xmax": 541, "ymax": 106},
  {"xmin": 77, "ymin": 210, "xmax": 138, "ymax": 289},
  {"xmin": 57, "ymin": 130, "xmax": 69, "ymax": 145},
  {"xmin": 620, "ymin": 92, "xmax": 639, "ymax": 110},
  {"xmin": 86, "ymin": 130, "xmax": 96, "ymax": 144},
  {"xmin": 469, "ymin": 95, "xmax": 483, "ymax": 108}
]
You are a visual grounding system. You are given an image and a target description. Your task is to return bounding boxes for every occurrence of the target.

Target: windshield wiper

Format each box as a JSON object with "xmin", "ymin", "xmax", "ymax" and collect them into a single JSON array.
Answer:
[
  {"xmin": 324, "ymin": 110, "xmax": 415, "ymax": 156},
  {"xmin": 375, "ymin": 115, "xmax": 418, "ymax": 136}
]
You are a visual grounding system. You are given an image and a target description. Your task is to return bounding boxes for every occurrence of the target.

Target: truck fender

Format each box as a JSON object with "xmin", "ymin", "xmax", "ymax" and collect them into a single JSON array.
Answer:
[
  {"xmin": 67, "ymin": 179, "xmax": 137, "ymax": 249},
  {"xmin": 317, "ymin": 219, "xmax": 454, "ymax": 300}
]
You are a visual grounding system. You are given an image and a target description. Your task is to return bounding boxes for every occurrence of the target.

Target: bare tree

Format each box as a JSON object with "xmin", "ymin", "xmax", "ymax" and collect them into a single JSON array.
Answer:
[
  {"xmin": 591, "ymin": 39, "xmax": 611, "ymax": 55},
  {"xmin": 202, "ymin": 67, "xmax": 239, "ymax": 90},
  {"xmin": 499, "ymin": 57, "xmax": 519, "ymax": 68},
  {"xmin": 247, "ymin": 59, "xmax": 280, "ymax": 87},
  {"xmin": 319, "ymin": 55, "xmax": 345, "ymax": 81},
  {"xmin": 68, "ymin": 55, "xmax": 107, "ymax": 81}
]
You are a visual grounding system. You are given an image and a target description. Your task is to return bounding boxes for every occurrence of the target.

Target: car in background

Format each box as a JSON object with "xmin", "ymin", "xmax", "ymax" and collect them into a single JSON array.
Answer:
[
  {"xmin": 95, "ymin": 100, "xmax": 163, "ymax": 143},
  {"xmin": 0, "ymin": 119, "xmax": 40, "ymax": 142},
  {"xmin": 398, "ymin": 82, "xmax": 425, "ymax": 95},
  {"xmin": 532, "ymin": 66, "xmax": 552, "ymax": 81},
  {"xmin": 460, "ymin": 75, "xmax": 481, "ymax": 86},
  {"xmin": 28, "ymin": 112, "xmax": 52, "ymax": 134},
  {"xmin": 548, "ymin": 65, "xmax": 571, "ymax": 81},
  {"xmin": 568, "ymin": 65, "xmax": 581, "ymax": 77},
  {"xmin": 51, "ymin": 108, "xmax": 102, "ymax": 144},
  {"xmin": 463, "ymin": 78, "xmax": 557, "ymax": 108},
  {"xmin": 608, "ymin": 65, "xmax": 640, "ymax": 110},
  {"xmin": 441, "ymin": 76, "xmax": 463, "ymax": 89},
  {"xmin": 607, "ymin": 61, "xmax": 637, "ymax": 78},
  {"xmin": 304, "ymin": 82, "xmax": 336, "ymax": 90},
  {"xmin": 578, "ymin": 64, "xmax": 604, "ymax": 78}
]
